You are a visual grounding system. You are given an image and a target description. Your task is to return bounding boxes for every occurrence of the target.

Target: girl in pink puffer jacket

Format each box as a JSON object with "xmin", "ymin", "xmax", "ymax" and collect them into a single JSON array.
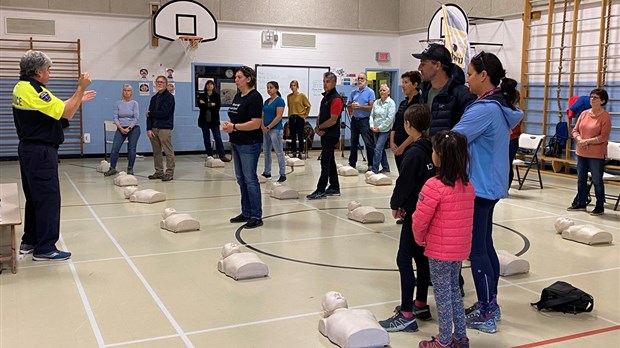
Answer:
[{"xmin": 413, "ymin": 130, "xmax": 475, "ymax": 348}]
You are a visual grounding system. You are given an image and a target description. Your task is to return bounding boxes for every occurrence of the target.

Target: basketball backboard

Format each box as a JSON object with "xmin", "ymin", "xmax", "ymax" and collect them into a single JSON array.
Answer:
[
  {"xmin": 427, "ymin": 4, "xmax": 468, "ymax": 41},
  {"xmin": 153, "ymin": 0, "xmax": 217, "ymax": 42}
]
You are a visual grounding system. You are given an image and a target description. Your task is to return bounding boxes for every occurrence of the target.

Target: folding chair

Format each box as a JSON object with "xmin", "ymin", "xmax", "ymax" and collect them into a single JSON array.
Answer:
[
  {"xmin": 587, "ymin": 141, "xmax": 620, "ymax": 210},
  {"xmin": 513, "ymin": 133, "xmax": 545, "ymax": 190},
  {"xmin": 103, "ymin": 120, "xmax": 127, "ymax": 161}
]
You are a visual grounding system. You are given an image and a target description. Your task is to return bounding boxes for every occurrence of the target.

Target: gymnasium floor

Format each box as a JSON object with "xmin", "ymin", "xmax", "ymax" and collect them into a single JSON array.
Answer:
[{"xmin": 0, "ymin": 152, "xmax": 619, "ymax": 348}]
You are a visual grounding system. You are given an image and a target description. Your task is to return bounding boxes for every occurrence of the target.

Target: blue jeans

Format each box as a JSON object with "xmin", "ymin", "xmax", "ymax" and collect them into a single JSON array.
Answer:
[
  {"xmin": 263, "ymin": 129, "xmax": 286, "ymax": 177},
  {"xmin": 231, "ymin": 143, "xmax": 262, "ymax": 220},
  {"xmin": 110, "ymin": 126, "xmax": 141, "ymax": 170},
  {"xmin": 576, "ymin": 155, "xmax": 605, "ymax": 209},
  {"xmin": 470, "ymin": 197, "xmax": 500, "ymax": 304},
  {"xmin": 200, "ymin": 123, "xmax": 225, "ymax": 157},
  {"xmin": 349, "ymin": 117, "xmax": 374, "ymax": 168},
  {"xmin": 372, "ymin": 131, "xmax": 390, "ymax": 173}
]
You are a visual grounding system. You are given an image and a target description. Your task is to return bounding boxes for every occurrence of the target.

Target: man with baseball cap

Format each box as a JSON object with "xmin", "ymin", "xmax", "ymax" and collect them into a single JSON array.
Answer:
[{"xmin": 413, "ymin": 43, "xmax": 475, "ymax": 135}]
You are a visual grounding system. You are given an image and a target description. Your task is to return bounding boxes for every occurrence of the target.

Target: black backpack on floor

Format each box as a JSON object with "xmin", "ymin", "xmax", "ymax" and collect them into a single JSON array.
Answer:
[{"xmin": 531, "ymin": 281, "xmax": 594, "ymax": 314}]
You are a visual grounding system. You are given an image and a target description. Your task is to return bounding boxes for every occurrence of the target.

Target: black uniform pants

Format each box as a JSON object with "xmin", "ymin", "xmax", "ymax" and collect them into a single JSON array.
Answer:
[{"xmin": 18, "ymin": 141, "xmax": 61, "ymax": 254}]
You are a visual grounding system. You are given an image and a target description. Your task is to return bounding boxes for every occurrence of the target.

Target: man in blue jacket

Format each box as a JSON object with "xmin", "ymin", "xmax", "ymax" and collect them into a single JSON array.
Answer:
[{"xmin": 147, "ymin": 75, "xmax": 176, "ymax": 181}]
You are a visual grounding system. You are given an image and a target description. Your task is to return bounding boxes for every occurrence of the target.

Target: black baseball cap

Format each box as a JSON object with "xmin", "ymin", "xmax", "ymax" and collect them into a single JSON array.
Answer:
[{"xmin": 412, "ymin": 43, "xmax": 453, "ymax": 66}]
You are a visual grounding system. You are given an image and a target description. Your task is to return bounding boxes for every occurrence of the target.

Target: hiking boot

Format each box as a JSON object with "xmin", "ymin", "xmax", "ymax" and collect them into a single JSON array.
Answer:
[
  {"xmin": 19, "ymin": 243, "xmax": 34, "ymax": 255},
  {"xmin": 452, "ymin": 335, "xmax": 470, "ymax": 348},
  {"xmin": 33, "ymin": 250, "xmax": 72, "ymax": 261},
  {"xmin": 393, "ymin": 304, "xmax": 432, "ymax": 321},
  {"xmin": 465, "ymin": 301, "xmax": 501, "ymax": 321},
  {"xmin": 566, "ymin": 203, "xmax": 586, "ymax": 211},
  {"xmin": 324, "ymin": 187, "xmax": 341, "ymax": 196},
  {"xmin": 306, "ymin": 190, "xmax": 326, "ymax": 200},
  {"xmin": 148, "ymin": 172, "xmax": 164, "ymax": 180},
  {"xmin": 465, "ymin": 312, "xmax": 497, "ymax": 333},
  {"xmin": 161, "ymin": 174, "xmax": 173, "ymax": 181},
  {"xmin": 103, "ymin": 168, "xmax": 118, "ymax": 176},
  {"xmin": 277, "ymin": 175, "xmax": 287, "ymax": 183},
  {"xmin": 590, "ymin": 207, "xmax": 604, "ymax": 216},
  {"xmin": 220, "ymin": 156, "xmax": 231, "ymax": 162},
  {"xmin": 230, "ymin": 214, "xmax": 249, "ymax": 223},
  {"xmin": 418, "ymin": 336, "xmax": 451, "ymax": 348},
  {"xmin": 244, "ymin": 218, "xmax": 264, "ymax": 229},
  {"xmin": 379, "ymin": 311, "xmax": 418, "ymax": 332}
]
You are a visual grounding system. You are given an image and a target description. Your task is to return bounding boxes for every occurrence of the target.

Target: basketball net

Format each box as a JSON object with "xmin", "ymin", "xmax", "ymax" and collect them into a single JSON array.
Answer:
[
  {"xmin": 178, "ymin": 36, "xmax": 202, "ymax": 61},
  {"xmin": 418, "ymin": 38, "xmax": 444, "ymax": 49}
]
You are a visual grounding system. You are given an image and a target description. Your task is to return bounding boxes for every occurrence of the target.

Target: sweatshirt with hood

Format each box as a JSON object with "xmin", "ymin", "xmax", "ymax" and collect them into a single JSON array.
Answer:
[
  {"xmin": 390, "ymin": 138, "xmax": 435, "ymax": 215},
  {"xmin": 452, "ymin": 92, "xmax": 523, "ymax": 200}
]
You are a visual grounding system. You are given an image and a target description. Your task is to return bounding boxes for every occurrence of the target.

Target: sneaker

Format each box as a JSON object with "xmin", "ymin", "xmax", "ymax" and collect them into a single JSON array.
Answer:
[
  {"xmin": 19, "ymin": 243, "xmax": 34, "ymax": 255},
  {"xmin": 418, "ymin": 336, "xmax": 451, "ymax": 348},
  {"xmin": 230, "ymin": 214, "xmax": 249, "ymax": 223},
  {"xmin": 393, "ymin": 304, "xmax": 432, "ymax": 321},
  {"xmin": 396, "ymin": 218, "xmax": 404, "ymax": 225},
  {"xmin": 33, "ymin": 250, "xmax": 72, "ymax": 261},
  {"xmin": 148, "ymin": 172, "xmax": 164, "ymax": 180},
  {"xmin": 306, "ymin": 190, "xmax": 326, "ymax": 200},
  {"xmin": 161, "ymin": 174, "xmax": 173, "ymax": 181},
  {"xmin": 244, "ymin": 218, "xmax": 263, "ymax": 229},
  {"xmin": 220, "ymin": 156, "xmax": 231, "ymax": 162},
  {"xmin": 127, "ymin": 168, "xmax": 134, "ymax": 175},
  {"xmin": 465, "ymin": 301, "xmax": 501, "ymax": 321},
  {"xmin": 324, "ymin": 187, "xmax": 341, "ymax": 196},
  {"xmin": 103, "ymin": 168, "xmax": 118, "ymax": 176},
  {"xmin": 380, "ymin": 168, "xmax": 391, "ymax": 174},
  {"xmin": 590, "ymin": 207, "xmax": 604, "ymax": 216},
  {"xmin": 277, "ymin": 175, "xmax": 287, "ymax": 183},
  {"xmin": 379, "ymin": 311, "xmax": 418, "ymax": 332},
  {"xmin": 465, "ymin": 312, "xmax": 497, "ymax": 334},
  {"xmin": 261, "ymin": 173, "xmax": 271, "ymax": 178},
  {"xmin": 567, "ymin": 204, "xmax": 587, "ymax": 211},
  {"xmin": 452, "ymin": 335, "xmax": 470, "ymax": 348}
]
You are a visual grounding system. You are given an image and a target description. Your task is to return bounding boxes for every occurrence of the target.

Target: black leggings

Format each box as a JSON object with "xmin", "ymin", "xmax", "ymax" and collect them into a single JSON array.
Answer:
[
  {"xmin": 288, "ymin": 115, "xmax": 305, "ymax": 153},
  {"xmin": 396, "ymin": 213, "xmax": 430, "ymax": 312}
]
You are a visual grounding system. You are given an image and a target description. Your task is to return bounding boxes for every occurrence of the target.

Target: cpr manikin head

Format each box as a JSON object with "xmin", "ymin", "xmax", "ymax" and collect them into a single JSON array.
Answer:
[
  {"xmin": 222, "ymin": 242, "xmax": 241, "ymax": 258},
  {"xmin": 322, "ymin": 291, "xmax": 348, "ymax": 317}
]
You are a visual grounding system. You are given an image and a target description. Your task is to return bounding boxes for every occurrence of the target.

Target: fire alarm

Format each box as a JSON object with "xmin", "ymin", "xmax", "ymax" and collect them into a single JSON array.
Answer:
[{"xmin": 375, "ymin": 52, "xmax": 390, "ymax": 62}]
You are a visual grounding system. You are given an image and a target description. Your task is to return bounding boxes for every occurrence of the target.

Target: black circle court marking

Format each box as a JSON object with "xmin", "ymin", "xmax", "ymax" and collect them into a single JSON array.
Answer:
[{"xmin": 235, "ymin": 208, "xmax": 530, "ymax": 272}]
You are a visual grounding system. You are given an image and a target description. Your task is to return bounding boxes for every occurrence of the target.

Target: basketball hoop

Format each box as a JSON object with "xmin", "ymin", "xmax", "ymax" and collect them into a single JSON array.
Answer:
[
  {"xmin": 418, "ymin": 38, "xmax": 444, "ymax": 49},
  {"xmin": 178, "ymin": 36, "xmax": 203, "ymax": 61}
]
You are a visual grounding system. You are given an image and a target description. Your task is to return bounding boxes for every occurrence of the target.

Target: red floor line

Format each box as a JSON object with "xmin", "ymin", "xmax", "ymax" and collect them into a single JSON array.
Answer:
[{"xmin": 511, "ymin": 325, "xmax": 620, "ymax": 347}]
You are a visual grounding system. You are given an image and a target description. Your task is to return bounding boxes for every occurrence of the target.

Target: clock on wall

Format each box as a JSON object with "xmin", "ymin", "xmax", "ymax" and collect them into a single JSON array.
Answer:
[{"xmin": 225, "ymin": 69, "xmax": 234, "ymax": 78}]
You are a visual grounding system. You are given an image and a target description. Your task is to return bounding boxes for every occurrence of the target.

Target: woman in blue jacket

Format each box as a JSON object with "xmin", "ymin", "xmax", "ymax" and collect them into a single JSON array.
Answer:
[{"xmin": 452, "ymin": 52, "xmax": 523, "ymax": 334}]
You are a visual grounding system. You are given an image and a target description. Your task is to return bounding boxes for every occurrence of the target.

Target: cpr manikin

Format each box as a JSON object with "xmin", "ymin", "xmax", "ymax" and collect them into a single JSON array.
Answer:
[
  {"xmin": 160, "ymin": 208, "xmax": 200, "ymax": 233},
  {"xmin": 285, "ymin": 155, "xmax": 305, "ymax": 167},
  {"xmin": 97, "ymin": 160, "xmax": 110, "ymax": 173},
  {"xmin": 217, "ymin": 242, "xmax": 269, "ymax": 280},
  {"xmin": 267, "ymin": 181, "xmax": 299, "ymax": 200},
  {"xmin": 364, "ymin": 171, "xmax": 392, "ymax": 186},
  {"xmin": 114, "ymin": 171, "xmax": 139, "ymax": 187},
  {"xmin": 205, "ymin": 156, "xmax": 225, "ymax": 168},
  {"xmin": 123, "ymin": 186, "xmax": 166, "ymax": 204},
  {"xmin": 346, "ymin": 201, "xmax": 385, "ymax": 224},
  {"xmin": 554, "ymin": 217, "xmax": 613, "ymax": 245},
  {"xmin": 318, "ymin": 291, "xmax": 389, "ymax": 348},
  {"xmin": 337, "ymin": 164, "xmax": 358, "ymax": 176}
]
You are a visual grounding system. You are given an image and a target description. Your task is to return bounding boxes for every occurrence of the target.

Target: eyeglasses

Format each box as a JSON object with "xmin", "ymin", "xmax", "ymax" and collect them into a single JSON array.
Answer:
[
  {"xmin": 589, "ymin": 96, "xmax": 600, "ymax": 100},
  {"xmin": 155, "ymin": 80, "xmax": 166, "ymax": 84},
  {"xmin": 473, "ymin": 51, "xmax": 486, "ymax": 72}
]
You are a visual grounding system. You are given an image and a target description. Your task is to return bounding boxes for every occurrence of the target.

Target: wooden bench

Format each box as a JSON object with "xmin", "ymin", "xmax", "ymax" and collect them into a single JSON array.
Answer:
[{"xmin": 0, "ymin": 183, "xmax": 22, "ymax": 274}]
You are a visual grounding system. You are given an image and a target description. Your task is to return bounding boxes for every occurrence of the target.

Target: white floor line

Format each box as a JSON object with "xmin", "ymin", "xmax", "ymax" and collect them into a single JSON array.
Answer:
[
  {"xmin": 105, "ymin": 334, "xmax": 181, "ymax": 347},
  {"xmin": 64, "ymin": 173, "xmax": 195, "ymax": 348},
  {"xmin": 57, "ymin": 235, "xmax": 106, "ymax": 348}
]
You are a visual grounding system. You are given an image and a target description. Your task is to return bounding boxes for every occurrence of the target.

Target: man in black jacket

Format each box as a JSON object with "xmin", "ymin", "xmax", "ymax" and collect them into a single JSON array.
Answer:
[
  {"xmin": 147, "ymin": 75, "xmax": 176, "ymax": 181},
  {"xmin": 413, "ymin": 44, "xmax": 475, "ymax": 135}
]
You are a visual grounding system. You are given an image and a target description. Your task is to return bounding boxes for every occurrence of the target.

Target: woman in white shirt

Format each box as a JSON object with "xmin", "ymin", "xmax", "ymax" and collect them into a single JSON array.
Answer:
[{"xmin": 369, "ymin": 84, "xmax": 396, "ymax": 174}]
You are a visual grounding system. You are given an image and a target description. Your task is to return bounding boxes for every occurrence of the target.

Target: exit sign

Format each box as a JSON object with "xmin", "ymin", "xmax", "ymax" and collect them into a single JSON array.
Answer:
[{"xmin": 375, "ymin": 52, "xmax": 390, "ymax": 62}]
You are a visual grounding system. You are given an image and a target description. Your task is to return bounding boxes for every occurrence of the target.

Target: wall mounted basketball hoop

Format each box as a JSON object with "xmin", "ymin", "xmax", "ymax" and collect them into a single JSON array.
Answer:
[
  {"xmin": 178, "ymin": 36, "xmax": 203, "ymax": 61},
  {"xmin": 152, "ymin": 0, "xmax": 218, "ymax": 44}
]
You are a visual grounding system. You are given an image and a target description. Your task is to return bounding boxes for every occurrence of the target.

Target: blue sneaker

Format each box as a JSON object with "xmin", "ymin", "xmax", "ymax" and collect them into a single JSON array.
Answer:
[
  {"xmin": 466, "ymin": 312, "xmax": 497, "ymax": 333},
  {"xmin": 324, "ymin": 187, "xmax": 341, "ymax": 196},
  {"xmin": 19, "ymin": 243, "xmax": 34, "ymax": 255},
  {"xmin": 306, "ymin": 190, "xmax": 326, "ymax": 200},
  {"xmin": 465, "ymin": 301, "xmax": 501, "ymax": 321},
  {"xmin": 33, "ymin": 250, "xmax": 72, "ymax": 261}
]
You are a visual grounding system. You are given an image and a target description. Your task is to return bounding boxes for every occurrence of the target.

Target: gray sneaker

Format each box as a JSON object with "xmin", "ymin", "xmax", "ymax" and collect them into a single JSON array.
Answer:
[
  {"xmin": 19, "ymin": 243, "xmax": 34, "ymax": 255},
  {"xmin": 379, "ymin": 311, "xmax": 418, "ymax": 332}
]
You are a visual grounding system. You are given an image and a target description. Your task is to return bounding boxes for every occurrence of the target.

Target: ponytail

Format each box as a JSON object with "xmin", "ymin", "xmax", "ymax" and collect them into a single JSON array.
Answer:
[{"xmin": 501, "ymin": 77, "xmax": 520, "ymax": 110}]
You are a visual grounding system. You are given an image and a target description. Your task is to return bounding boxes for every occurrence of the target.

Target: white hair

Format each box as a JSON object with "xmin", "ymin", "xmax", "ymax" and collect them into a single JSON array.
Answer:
[{"xmin": 20, "ymin": 50, "xmax": 52, "ymax": 78}]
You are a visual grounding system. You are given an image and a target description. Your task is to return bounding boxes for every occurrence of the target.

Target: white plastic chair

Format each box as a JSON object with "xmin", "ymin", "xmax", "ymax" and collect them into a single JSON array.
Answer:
[
  {"xmin": 513, "ymin": 133, "xmax": 546, "ymax": 190},
  {"xmin": 587, "ymin": 141, "xmax": 620, "ymax": 210}
]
